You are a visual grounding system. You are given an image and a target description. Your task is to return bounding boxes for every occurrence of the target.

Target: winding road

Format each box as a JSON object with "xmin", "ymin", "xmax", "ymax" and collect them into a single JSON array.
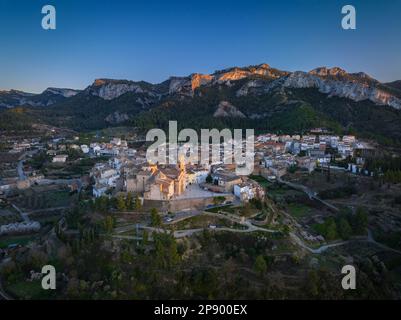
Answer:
[{"xmin": 111, "ymin": 203, "xmax": 401, "ymax": 256}]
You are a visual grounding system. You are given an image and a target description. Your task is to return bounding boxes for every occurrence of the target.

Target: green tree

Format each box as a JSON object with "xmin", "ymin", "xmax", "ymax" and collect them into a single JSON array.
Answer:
[
  {"xmin": 134, "ymin": 195, "xmax": 142, "ymax": 210},
  {"xmin": 213, "ymin": 196, "xmax": 225, "ymax": 205},
  {"xmin": 116, "ymin": 194, "xmax": 126, "ymax": 211},
  {"xmin": 150, "ymin": 208, "xmax": 162, "ymax": 227},
  {"xmin": 126, "ymin": 192, "xmax": 133, "ymax": 210},
  {"xmin": 153, "ymin": 233, "xmax": 180, "ymax": 269},
  {"xmin": 338, "ymin": 218, "xmax": 352, "ymax": 240},
  {"xmin": 206, "ymin": 174, "xmax": 213, "ymax": 184},
  {"xmin": 254, "ymin": 255, "xmax": 268, "ymax": 276},
  {"xmin": 104, "ymin": 215, "xmax": 115, "ymax": 234},
  {"xmin": 282, "ymin": 224, "xmax": 290, "ymax": 235},
  {"xmin": 354, "ymin": 207, "xmax": 368, "ymax": 235},
  {"xmin": 250, "ymin": 198, "xmax": 263, "ymax": 210},
  {"xmin": 325, "ymin": 218, "xmax": 337, "ymax": 241},
  {"xmin": 95, "ymin": 196, "xmax": 109, "ymax": 213}
]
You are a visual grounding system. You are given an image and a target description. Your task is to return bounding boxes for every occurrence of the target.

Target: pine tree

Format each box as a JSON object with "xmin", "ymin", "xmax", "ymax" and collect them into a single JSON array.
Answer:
[
  {"xmin": 354, "ymin": 207, "xmax": 368, "ymax": 235},
  {"xmin": 134, "ymin": 195, "xmax": 142, "ymax": 210},
  {"xmin": 325, "ymin": 218, "xmax": 337, "ymax": 240},
  {"xmin": 150, "ymin": 208, "xmax": 161, "ymax": 227},
  {"xmin": 126, "ymin": 192, "xmax": 133, "ymax": 210},
  {"xmin": 254, "ymin": 255, "xmax": 267, "ymax": 276},
  {"xmin": 338, "ymin": 218, "xmax": 352, "ymax": 240},
  {"xmin": 116, "ymin": 194, "xmax": 126, "ymax": 211}
]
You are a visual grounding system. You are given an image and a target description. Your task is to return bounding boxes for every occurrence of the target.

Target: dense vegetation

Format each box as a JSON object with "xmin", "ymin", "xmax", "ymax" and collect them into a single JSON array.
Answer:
[
  {"xmin": 313, "ymin": 207, "xmax": 368, "ymax": 241},
  {"xmin": 0, "ymin": 108, "xmax": 36, "ymax": 131}
]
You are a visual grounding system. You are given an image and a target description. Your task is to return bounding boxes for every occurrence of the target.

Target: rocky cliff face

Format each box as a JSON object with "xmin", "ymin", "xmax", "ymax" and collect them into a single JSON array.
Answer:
[
  {"xmin": 213, "ymin": 101, "xmax": 246, "ymax": 118},
  {"xmin": 281, "ymin": 71, "xmax": 401, "ymax": 109},
  {"xmin": 236, "ymin": 68, "xmax": 401, "ymax": 109},
  {"xmin": 105, "ymin": 111, "xmax": 130, "ymax": 124},
  {"xmin": 214, "ymin": 63, "xmax": 287, "ymax": 82},
  {"xmin": 168, "ymin": 77, "xmax": 194, "ymax": 96},
  {"xmin": 191, "ymin": 73, "xmax": 214, "ymax": 91},
  {"xmin": 87, "ymin": 79, "xmax": 160, "ymax": 100},
  {"xmin": 2, "ymin": 63, "xmax": 401, "ymax": 111},
  {"xmin": 166, "ymin": 64, "xmax": 289, "ymax": 97},
  {"xmin": 162, "ymin": 64, "xmax": 401, "ymax": 109}
]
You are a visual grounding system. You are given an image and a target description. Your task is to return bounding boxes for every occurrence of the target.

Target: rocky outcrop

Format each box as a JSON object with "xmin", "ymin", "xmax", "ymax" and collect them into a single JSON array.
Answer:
[
  {"xmin": 168, "ymin": 77, "xmax": 193, "ymax": 96},
  {"xmin": 43, "ymin": 87, "xmax": 80, "ymax": 98},
  {"xmin": 191, "ymin": 73, "xmax": 214, "ymax": 91},
  {"xmin": 236, "ymin": 69, "xmax": 401, "ymax": 109},
  {"xmin": 213, "ymin": 101, "xmax": 246, "ymax": 118},
  {"xmin": 215, "ymin": 68, "xmax": 252, "ymax": 83},
  {"xmin": 309, "ymin": 66, "xmax": 348, "ymax": 77},
  {"xmin": 105, "ymin": 111, "xmax": 130, "ymax": 124},
  {"xmin": 215, "ymin": 63, "xmax": 286, "ymax": 83},
  {"xmin": 88, "ymin": 79, "xmax": 160, "ymax": 100},
  {"xmin": 167, "ymin": 64, "xmax": 287, "ymax": 96},
  {"xmin": 280, "ymin": 72, "xmax": 401, "ymax": 109},
  {"xmin": 236, "ymin": 79, "xmax": 271, "ymax": 97},
  {"xmin": 167, "ymin": 74, "xmax": 214, "ymax": 96}
]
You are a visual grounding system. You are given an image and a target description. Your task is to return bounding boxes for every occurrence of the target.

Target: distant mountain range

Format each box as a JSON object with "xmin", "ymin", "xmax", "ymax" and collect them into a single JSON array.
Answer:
[
  {"xmin": 1, "ymin": 63, "xmax": 401, "ymax": 144},
  {"xmin": 0, "ymin": 88, "xmax": 80, "ymax": 108},
  {"xmin": 2, "ymin": 63, "xmax": 401, "ymax": 109}
]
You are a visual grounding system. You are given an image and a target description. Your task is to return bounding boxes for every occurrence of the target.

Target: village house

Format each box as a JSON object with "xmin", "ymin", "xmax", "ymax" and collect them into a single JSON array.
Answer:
[
  {"xmin": 234, "ymin": 180, "xmax": 265, "ymax": 202},
  {"xmin": 211, "ymin": 171, "xmax": 242, "ymax": 192},
  {"xmin": 91, "ymin": 162, "xmax": 121, "ymax": 197},
  {"xmin": 80, "ymin": 145, "xmax": 90, "ymax": 154},
  {"xmin": 52, "ymin": 154, "xmax": 68, "ymax": 163},
  {"xmin": 297, "ymin": 156, "xmax": 317, "ymax": 173},
  {"xmin": 93, "ymin": 184, "xmax": 109, "ymax": 198}
]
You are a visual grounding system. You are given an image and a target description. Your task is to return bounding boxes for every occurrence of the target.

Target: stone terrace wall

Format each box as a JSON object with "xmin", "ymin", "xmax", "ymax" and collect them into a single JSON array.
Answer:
[{"xmin": 143, "ymin": 194, "xmax": 235, "ymax": 212}]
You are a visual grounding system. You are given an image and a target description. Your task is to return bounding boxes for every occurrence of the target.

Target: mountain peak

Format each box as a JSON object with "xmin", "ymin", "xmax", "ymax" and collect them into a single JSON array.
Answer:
[
  {"xmin": 258, "ymin": 63, "xmax": 270, "ymax": 69},
  {"xmin": 87, "ymin": 78, "xmax": 159, "ymax": 100},
  {"xmin": 309, "ymin": 66, "xmax": 347, "ymax": 77},
  {"xmin": 92, "ymin": 78, "xmax": 132, "ymax": 86},
  {"xmin": 93, "ymin": 79, "xmax": 108, "ymax": 86}
]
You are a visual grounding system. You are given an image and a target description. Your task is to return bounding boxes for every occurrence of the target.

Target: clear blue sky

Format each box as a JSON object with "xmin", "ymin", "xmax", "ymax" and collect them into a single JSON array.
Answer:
[{"xmin": 1, "ymin": 0, "xmax": 400, "ymax": 93}]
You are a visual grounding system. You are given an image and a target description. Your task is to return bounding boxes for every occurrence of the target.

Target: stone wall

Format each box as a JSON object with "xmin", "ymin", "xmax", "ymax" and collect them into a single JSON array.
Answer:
[{"xmin": 143, "ymin": 194, "xmax": 235, "ymax": 212}]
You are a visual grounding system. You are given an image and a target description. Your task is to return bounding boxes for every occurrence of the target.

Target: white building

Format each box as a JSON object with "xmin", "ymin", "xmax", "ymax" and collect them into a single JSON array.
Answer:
[
  {"xmin": 234, "ymin": 184, "xmax": 254, "ymax": 201},
  {"xmin": 52, "ymin": 155, "xmax": 68, "ymax": 163},
  {"xmin": 193, "ymin": 168, "xmax": 209, "ymax": 184},
  {"xmin": 93, "ymin": 184, "xmax": 109, "ymax": 198},
  {"xmin": 111, "ymin": 138, "xmax": 121, "ymax": 146},
  {"xmin": 81, "ymin": 145, "xmax": 90, "ymax": 154}
]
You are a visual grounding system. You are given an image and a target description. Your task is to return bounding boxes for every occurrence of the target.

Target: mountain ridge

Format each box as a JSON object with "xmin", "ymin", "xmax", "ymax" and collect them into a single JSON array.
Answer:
[
  {"xmin": 2, "ymin": 63, "xmax": 400, "ymax": 109},
  {"xmin": 1, "ymin": 63, "xmax": 401, "ymax": 146},
  {"xmin": 79, "ymin": 63, "xmax": 401, "ymax": 109},
  {"xmin": 0, "ymin": 87, "xmax": 80, "ymax": 108}
]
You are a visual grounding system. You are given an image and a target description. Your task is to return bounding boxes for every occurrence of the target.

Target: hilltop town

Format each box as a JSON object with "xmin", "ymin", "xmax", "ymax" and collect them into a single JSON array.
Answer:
[{"xmin": 1, "ymin": 125, "xmax": 400, "ymax": 299}]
